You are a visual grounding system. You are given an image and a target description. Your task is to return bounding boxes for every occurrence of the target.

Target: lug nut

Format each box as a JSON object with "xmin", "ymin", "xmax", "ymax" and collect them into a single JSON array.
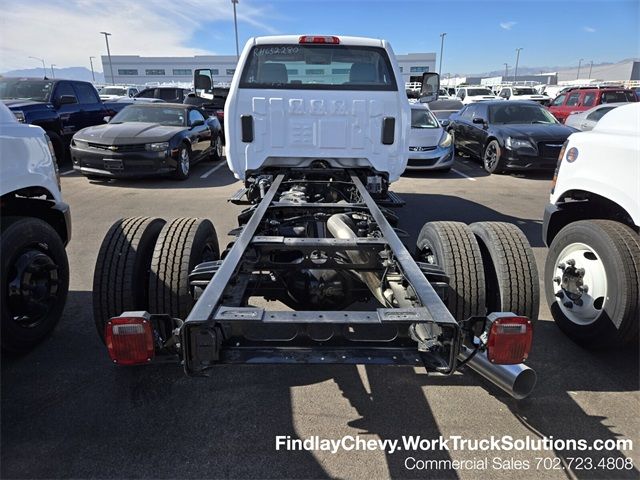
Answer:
[
  {"xmin": 577, "ymin": 268, "xmax": 585, "ymax": 277},
  {"xmin": 558, "ymin": 263, "xmax": 566, "ymax": 270},
  {"xmin": 553, "ymin": 276, "xmax": 561, "ymax": 284},
  {"xmin": 578, "ymin": 285, "xmax": 589, "ymax": 293},
  {"xmin": 563, "ymin": 301, "xmax": 574, "ymax": 309},
  {"xmin": 555, "ymin": 291, "xmax": 564, "ymax": 299},
  {"xmin": 566, "ymin": 259, "xmax": 576, "ymax": 266}
]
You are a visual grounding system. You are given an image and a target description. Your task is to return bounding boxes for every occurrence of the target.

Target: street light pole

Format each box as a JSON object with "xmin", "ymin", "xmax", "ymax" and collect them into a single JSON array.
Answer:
[
  {"xmin": 232, "ymin": 0, "xmax": 240, "ymax": 61},
  {"xmin": 588, "ymin": 60, "xmax": 593, "ymax": 79},
  {"xmin": 513, "ymin": 48, "xmax": 523, "ymax": 82},
  {"xmin": 89, "ymin": 56, "xmax": 96, "ymax": 82},
  {"xmin": 438, "ymin": 32, "xmax": 447, "ymax": 75},
  {"xmin": 51, "ymin": 64, "xmax": 56, "ymax": 78},
  {"xmin": 576, "ymin": 58, "xmax": 584, "ymax": 80},
  {"xmin": 100, "ymin": 31, "xmax": 115, "ymax": 85},
  {"xmin": 503, "ymin": 63, "xmax": 509, "ymax": 79},
  {"xmin": 29, "ymin": 56, "xmax": 46, "ymax": 78}
]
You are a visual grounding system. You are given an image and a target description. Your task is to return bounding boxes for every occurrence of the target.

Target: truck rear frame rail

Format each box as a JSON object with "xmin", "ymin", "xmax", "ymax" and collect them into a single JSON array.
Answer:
[{"xmin": 182, "ymin": 169, "xmax": 462, "ymax": 375}]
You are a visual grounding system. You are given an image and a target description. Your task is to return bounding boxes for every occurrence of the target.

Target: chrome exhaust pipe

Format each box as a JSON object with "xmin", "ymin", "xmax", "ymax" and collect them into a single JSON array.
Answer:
[
  {"xmin": 327, "ymin": 214, "xmax": 389, "ymax": 307},
  {"xmin": 459, "ymin": 346, "xmax": 537, "ymax": 400}
]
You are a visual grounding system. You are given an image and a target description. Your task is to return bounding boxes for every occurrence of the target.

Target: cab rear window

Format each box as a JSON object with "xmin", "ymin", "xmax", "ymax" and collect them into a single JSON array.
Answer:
[{"xmin": 239, "ymin": 44, "xmax": 397, "ymax": 91}]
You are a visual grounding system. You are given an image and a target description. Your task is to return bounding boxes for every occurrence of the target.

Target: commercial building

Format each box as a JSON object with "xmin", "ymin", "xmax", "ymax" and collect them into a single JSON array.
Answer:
[
  {"xmin": 555, "ymin": 59, "xmax": 640, "ymax": 83},
  {"xmin": 100, "ymin": 52, "xmax": 436, "ymax": 86}
]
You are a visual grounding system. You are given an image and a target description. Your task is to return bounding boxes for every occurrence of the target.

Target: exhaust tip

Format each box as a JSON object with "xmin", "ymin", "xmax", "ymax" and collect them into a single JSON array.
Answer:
[{"xmin": 511, "ymin": 367, "xmax": 537, "ymax": 400}]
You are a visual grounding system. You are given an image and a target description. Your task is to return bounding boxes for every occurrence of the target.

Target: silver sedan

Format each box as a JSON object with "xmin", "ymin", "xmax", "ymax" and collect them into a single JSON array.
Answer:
[{"xmin": 564, "ymin": 103, "xmax": 628, "ymax": 131}]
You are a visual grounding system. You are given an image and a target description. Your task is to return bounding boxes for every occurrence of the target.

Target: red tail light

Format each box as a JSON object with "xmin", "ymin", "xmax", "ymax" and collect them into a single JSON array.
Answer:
[
  {"xmin": 486, "ymin": 316, "xmax": 532, "ymax": 365},
  {"xmin": 299, "ymin": 35, "xmax": 340, "ymax": 44},
  {"xmin": 215, "ymin": 110, "xmax": 224, "ymax": 120},
  {"xmin": 105, "ymin": 313, "xmax": 155, "ymax": 365}
]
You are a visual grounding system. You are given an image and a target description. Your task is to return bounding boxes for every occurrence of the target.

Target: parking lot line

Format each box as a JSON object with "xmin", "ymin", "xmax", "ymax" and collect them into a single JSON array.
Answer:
[
  {"xmin": 451, "ymin": 168, "xmax": 476, "ymax": 181},
  {"xmin": 200, "ymin": 162, "xmax": 227, "ymax": 178}
]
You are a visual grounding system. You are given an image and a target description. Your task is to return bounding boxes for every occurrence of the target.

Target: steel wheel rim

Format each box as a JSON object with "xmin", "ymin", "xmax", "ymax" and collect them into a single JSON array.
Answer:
[
  {"xmin": 7, "ymin": 249, "xmax": 60, "ymax": 328},
  {"xmin": 216, "ymin": 137, "xmax": 223, "ymax": 158},
  {"xmin": 552, "ymin": 242, "xmax": 607, "ymax": 325},
  {"xmin": 180, "ymin": 148, "xmax": 190, "ymax": 175},
  {"xmin": 484, "ymin": 143, "xmax": 498, "ymax": 169}
]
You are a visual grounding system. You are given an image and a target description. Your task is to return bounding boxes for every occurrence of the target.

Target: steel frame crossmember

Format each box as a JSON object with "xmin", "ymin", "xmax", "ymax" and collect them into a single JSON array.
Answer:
[{"xmin": 182, "ymin": 170, "xmax": 460, "ymax": 374}]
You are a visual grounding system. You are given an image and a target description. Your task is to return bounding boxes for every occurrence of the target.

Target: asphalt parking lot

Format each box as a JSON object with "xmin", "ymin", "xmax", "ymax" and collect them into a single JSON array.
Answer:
[{"xmin": 2, "ymin": 154, "xmax": 638, "ymax": 480}]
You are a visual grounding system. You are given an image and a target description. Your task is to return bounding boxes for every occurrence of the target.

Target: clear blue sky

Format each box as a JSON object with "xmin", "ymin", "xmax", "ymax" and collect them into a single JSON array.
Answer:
[
  {"xmin": 190, "ymin": 0, "xmax": 639, "ymax": 75},
  {"xmin": 1, "ymin": 0, "xmax": 637, "ymax": 73}
]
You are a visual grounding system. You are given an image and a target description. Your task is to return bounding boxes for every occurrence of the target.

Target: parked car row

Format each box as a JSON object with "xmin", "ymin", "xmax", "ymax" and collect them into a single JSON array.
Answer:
[
  {"xmin": 406, "ymin": 82, "xmax": 637, "ymax": 174},
  {"xmin": 0, "ymin": 77, "xmax": 227, "ymax": 169}
]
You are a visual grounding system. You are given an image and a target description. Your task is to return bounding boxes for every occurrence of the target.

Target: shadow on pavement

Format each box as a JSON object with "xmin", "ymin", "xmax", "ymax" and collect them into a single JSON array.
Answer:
[
  {"xmin": 82, "ymin": 160, "xmax": 237, "ymax": 190},
  {"xmin": 3, "ymin": 289, "xmax": 638, "ymax": 479},
  {"xmin": 397, "ymin": 192, "xmax": 545, "ymax": 248},
  {"xmin": 1, "ymin": 291, "xmax": 459, "ymax": 479},
  {"xmin": 446, "ymin": 154, "xmax": 555, "ymax": 181}
]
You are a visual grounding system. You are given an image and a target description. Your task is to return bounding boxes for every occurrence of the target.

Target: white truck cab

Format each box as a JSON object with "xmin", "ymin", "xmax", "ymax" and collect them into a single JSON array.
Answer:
[
  {"xmin": 222, "ymin": 35, "xmax": 432, "ymax": 183},
  {"xmin": 542, "ymin": 103, "xmax": 639, "ymax": 348},
  {"xmin": 0, "ymin": 102, "xmax": 71, "ymax": 352}
]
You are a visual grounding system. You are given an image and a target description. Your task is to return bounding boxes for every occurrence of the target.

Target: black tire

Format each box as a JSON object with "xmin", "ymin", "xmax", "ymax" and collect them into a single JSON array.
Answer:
[
  {"xmin": 416, "ymin": 221, "xmax": 486, "ymax": 321},
  {"xmin": 545, "ymin": 220, "xmax": 639, "ymax": 348},
  {"xmin": 1, "ymin": 217, "xmax": 69, "ymax": 352},
  {"xmin": 470, "ymin": 222, "xmax": 539, "ymax": 322},
  {"xmin": 211, "ymin": 135, "xmax": 223, "ymax": 161},
  {"xmin": 483, "ymin": 140, "xmax": 505, "ymax": 174},
  {"xmin": 174, "ymin": 144, "xmax": 191, "ymax": 180},
  {"xmin": 92, "ymin": 217, "xmax": 166, "ymax": 341},
  {"xmin": 149, "ymin": 218, "xmax": 220, "ymax": 319}
]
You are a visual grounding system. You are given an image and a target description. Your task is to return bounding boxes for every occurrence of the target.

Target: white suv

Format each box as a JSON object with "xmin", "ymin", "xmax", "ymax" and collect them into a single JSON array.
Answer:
[
  {"xmin": 498, "ymin": 86, "xmax": 551, "ymax": 106},
  {"xmin": 542, "ymin": 103, "xmax": 639, "ymax": 348},
  {"xmin": 0, "ymin": 102, "xmax": 71, "ymax": 352},
  {"xmin": 456, "ymin": 86, "xmax": 498, "ymax": 105},
  {"xmin": 99, "ymin": 85, "xmax": 139, "ymax": 100}
]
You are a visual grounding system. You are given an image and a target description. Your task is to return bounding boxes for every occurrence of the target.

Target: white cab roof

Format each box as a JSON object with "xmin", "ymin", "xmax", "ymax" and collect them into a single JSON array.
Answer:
[
  {"xmin": 594, "ymin": 103, "xmax": 639, "ymax": 135},
  {"xmin": 252, "ymin": 35, "xmax": 386, "ymax": 47}
]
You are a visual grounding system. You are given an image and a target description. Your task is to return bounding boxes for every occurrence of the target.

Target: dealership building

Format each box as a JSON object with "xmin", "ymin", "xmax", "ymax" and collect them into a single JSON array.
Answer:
[{"xmin": 100, "ymin": 52, "xmax": 436, "ymax": 86}]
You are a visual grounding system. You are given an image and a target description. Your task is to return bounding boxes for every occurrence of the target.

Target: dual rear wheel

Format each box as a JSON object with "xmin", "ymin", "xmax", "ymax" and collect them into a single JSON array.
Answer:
[
  {"xmin": 93, "ymin": 217, "xmax": 219, "ymax": 341},
  {"xmin": 416, "ymin": 221, "xmax": 539, "ymax": 323}
]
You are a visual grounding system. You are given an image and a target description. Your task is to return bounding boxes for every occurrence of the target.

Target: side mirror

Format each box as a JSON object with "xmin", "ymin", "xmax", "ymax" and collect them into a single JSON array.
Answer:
[
  {"xmin": 439, "ymin": 119, "xmax": 450, "ymax": 128},
  {"xmin": 103, "ymin": 116, "xmax": 112, "ymax": 123},
  {"xmin": 190, "ymin": 119, "xmax": 205, "ymax": 128},
  {"xmin": 472, "ymin": 117, "xmax": 487, "ymax": 125},
  {"xmin": 194, "ymin": 69, "xmax": 214, "ymax": 91},
  {"xmin": 58, "ymin": 95, "xmax": 77, "ymax": 105},
  {"xmin": 419, "ymin": 72, "xmax": 440, "ymax": 103}
]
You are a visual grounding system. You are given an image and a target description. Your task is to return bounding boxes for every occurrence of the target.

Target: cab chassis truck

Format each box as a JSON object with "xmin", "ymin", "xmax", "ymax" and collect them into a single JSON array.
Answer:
[{"xmin": 93, "ymin": 35, "xmax": 539, "ymax": 399}]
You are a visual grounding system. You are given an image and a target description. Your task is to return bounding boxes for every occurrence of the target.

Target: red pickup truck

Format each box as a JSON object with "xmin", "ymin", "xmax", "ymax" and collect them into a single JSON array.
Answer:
[{"xmin": 548, "ymin": 86, "xmax": 636, "ymax": 123}]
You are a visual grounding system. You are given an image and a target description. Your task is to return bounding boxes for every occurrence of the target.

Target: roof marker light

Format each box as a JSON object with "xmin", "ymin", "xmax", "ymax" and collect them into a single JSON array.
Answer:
[{"xmin": 299, "ymin": 36, "xmax": 340, "ymax": 44}]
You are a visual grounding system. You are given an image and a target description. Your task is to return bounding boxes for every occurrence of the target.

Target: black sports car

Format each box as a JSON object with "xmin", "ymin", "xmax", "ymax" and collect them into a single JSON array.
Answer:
[
  {"xmin": 448, "ymin": 101, "xmax": 577, "ymax": 174},
  {"xmin": 70, "ymin": 103, "xmax": 222, "ymax": 180}
]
